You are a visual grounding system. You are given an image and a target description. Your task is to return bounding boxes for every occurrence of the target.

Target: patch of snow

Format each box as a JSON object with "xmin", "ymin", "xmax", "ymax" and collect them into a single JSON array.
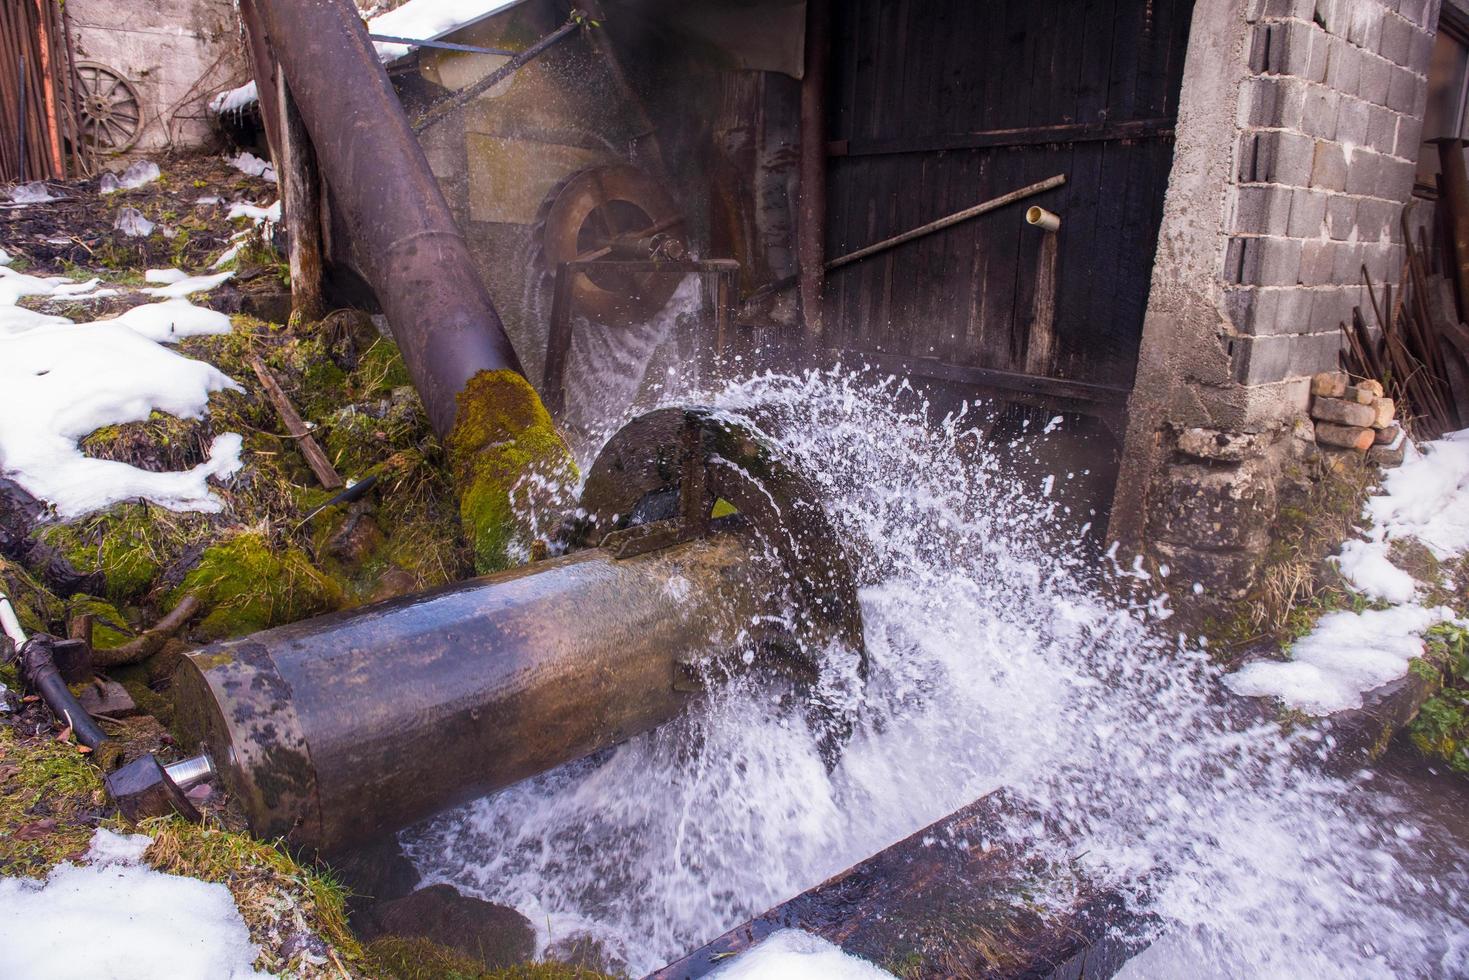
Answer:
[
  {"xmin": 196, "ymin": 195, "xmax": 222, "ymax": 205},
  {"xmin": 227, "ymin": 199, "xmax": 281, "ymax": 225},
  {"xmin": 88, "ymin": 828, "xmax": 154, "ymax": 865},
  {"xmin": 1366, "ymin": 429, "xmax": 1469, "ymax": 558},
  {"xmin": 99, "ymin": 160, "xmax": 160, "ymax": 194},
  {"xmin": 114, "ymin": 207, "xmax": 156, "ymax": 237},
  {"xmin": 707, "ymin": 930, "xmax": 894, "ymax": 979},
  {"xmin": 1225, "ymin": 605, "xmax": 1456, "ymax": 714},
  {"xmin": 141, "ymin": 270, "xmax": 233, "ymax": 300},
  {"xmin": 227, "ymin": 151, "xmax": 277, "ymax": 183},
  {"xmin": 0, "ymin": 828, "xmax": 268, "ymax": 980},
  {"xmin": 0, "ymin": 247, "xmax": 12, "ymax": 265},
  {"xmin": 0, "ymin": 305, "xmax": 71, "ymax": 337},
  {"xmin": 1335, "ymin": 538, "xmax": 1416, "ymax": 604},
  {"xmin": 9, "ymin": 182, "xmax": 58, "ymax": 204},
  {"xmin": 0, "ymin": 321, "xmax": 242, "ymax": 518},
  {"xmin": 145, "ymin": 267, "xmax": 190, "ymax": 285},
  {"xmin": 213, "ymin": 242, "xmax": 243, "ymax": 269},
  {"xmin": 210, "ymin": 80, "xmax": 259, "ymax": 115},
  {"xmin": 106, "ymin": 299, "xmax": 234, "ymax": 342},
  {"xmin": 368, "ymin": 0, "xmax": 525, "ymax": 61},
  {"xmin": 0, "ymin": 267, "xmax": 93, "ymax": 305}
]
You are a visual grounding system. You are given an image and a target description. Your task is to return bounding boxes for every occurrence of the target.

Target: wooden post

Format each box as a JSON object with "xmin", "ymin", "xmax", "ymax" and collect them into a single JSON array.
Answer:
[
  {"xmin": 276, "ymin": 71, "xmax": 327, "ymax": 323},
  {"xmin": 1024, "ymin": 231, "xmax": 1059, "ymax": 376},
  {"xmin": 541, "ymin": 263, "xmax": 576, "ymax": 417},
  {"xmin": 798, "ymin": 0, "xmax": 830, "ymax": 340},
  {"xmin": 1434, "ymin": 138, "xmax": 1469, "ymax": 325}
]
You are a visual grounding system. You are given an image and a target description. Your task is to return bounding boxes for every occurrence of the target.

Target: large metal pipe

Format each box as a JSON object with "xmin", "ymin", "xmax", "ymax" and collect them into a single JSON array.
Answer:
[
  {"xmin": 247, "ymin": 0, "xmax": 524, "ymax": 437},
  {"xmin": 173, "ymin": 531, "xmax": 780, "ymax": 855}
]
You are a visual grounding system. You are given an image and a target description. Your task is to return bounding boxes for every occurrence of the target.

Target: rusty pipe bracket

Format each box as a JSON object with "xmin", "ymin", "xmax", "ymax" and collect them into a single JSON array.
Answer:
[{"xmin": 565, "ymin": 407, "xmax": 866, "ymax": 678}]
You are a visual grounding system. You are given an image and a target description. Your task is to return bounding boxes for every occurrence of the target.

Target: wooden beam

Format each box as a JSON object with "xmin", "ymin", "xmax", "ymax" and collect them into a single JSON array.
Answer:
[
  {"xmin": 798, "ymin": 0, "xmax": 830, "ymax": 340},
  {"xmin": 250, "ymin": 357, "xmax": 344, "ymax": 489},
  {"xmin": 277, "ymin": 73, "xmax": 326, "ymax": 323},
  {"xmin": 838, "ymin": 348, "xmax": 1132, "ymax": 406},
  {"xmin": 1024, "ymin": 230, "xmax": 1060, "ymax": 377},
  {"xmin": 829, "ymin": 117, "xmax": 1176, "ymax": 158}
]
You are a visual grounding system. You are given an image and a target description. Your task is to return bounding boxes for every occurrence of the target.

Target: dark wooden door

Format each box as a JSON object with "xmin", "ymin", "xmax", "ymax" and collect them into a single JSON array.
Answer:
[{"xmin": 825, "ymin": 0, "xmax": 1194, "ymax": 405}]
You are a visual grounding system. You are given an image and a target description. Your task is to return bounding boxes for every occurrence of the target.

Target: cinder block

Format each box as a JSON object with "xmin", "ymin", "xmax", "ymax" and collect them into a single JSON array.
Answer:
[
  {"xmin": 1365, "ymin": 104, "xmax": 1399, "ymax": 155},
  {"xmin": 1288, "ymin": 188, "xmax": 1330, "ymax": 237},
  {"xmin": 1232, "ymin": 185, "xmax": 1294, "ymax": 235},
  {"xmin": 1344, "ymin": 151, "xmax": 1386, "ymax": 197},
  {"xmin": 1409, "ymin": 22, "xmax": 1434, "ymax": 71},
  {"xmin": 1309, "ymin": 287, "xmax": 1356, "ymax": 332},
  {"xmin": 1302, "ymin": 86, "xmax": 1341, "ymax": 139},
  {"xmin": 1358, "ymin": 55, "xmax": 1392, "ymax": 106},
  {"xmin": 1242, "ymin": 130, "xmax": 1316, "ymax": 185},
  {"xmin": 1397, "ymin": 0, "xmax": 1433, "ymax": 29},
  {"xmin": 1336, "ymin": 97, "xmax": 1371, "ymax": 144},
  {"xmin": 1395, "ymin": 114, "xmax": 1424, "ymax": 159},
  {"xmin": 1300, "ymin": 241, "xmax": 1337, "ymax": 286},
  {"xmin": 1332, "ymin": 240, "xmax": 1366, "ymax": 283},
  {"xmin": 1310, "ymin": 140, "xmax": 1349, "ymax": 191},
  {"xmin": 1326, "ymin": 37, "xmax": 1362, "ymax": 96},
  {"xmin": 1378, "ymin": 12, "xmax": 1414, "ymax": 64},
  {"xmin": 1347, "ymin": 4, "xmax": 1384, "ymax": 50},
  {"xmin": 1326, "ymin": 194, "xmax": 1358, "ymax": 239},
  {"xmin": 1259, "ymin": 0, "xmax": 1317, "ymax": 19},
  {"xmin": 1239, "ymin": 76, "xmax": 1309, "ymax": 130},
  {"xmin": 1379, "ymin": 155, "xmax": 1417, "ymax": 198},
  {"xmin": 1356, "ymin": 197, "xmax": 1397, "ymax": 242},
  {"xmin": 1232, "ymin": 330, "xmax": 1344, "ymax": 384},
  {"xmin": 1275, "ymin": 285, "xmax": 1318, "ymax": 332},
  {"xmin": 1387, "ymin": 64, "xmax": 1418, "ymax": 113},
  {"xmin": 1267, "ymin": 19, "xmax": 1318, "ymax": 75}
]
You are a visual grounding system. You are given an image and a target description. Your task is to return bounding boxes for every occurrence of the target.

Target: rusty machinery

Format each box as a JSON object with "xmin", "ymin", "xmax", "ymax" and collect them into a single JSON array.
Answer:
[{"xmin": 119, "ymin": 408, "xmax": 863, "ymax": 855}]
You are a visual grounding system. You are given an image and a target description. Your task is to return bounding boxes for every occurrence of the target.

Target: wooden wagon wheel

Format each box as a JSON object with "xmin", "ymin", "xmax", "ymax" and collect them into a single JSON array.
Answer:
[{"xmin": 73, "ymin": 62, "xmax": 143, "ymax": 154}]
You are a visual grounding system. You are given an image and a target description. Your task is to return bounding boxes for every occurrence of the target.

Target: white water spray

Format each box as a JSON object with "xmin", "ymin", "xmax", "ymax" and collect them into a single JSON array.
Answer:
[{"xmin": 404, "ymin": 369, "xmax": 1469, "ymax": 977}]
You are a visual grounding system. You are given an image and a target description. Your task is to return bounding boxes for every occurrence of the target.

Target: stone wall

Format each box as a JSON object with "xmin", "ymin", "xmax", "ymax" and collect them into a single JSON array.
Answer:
[
  {"xmin": 68, "ymin": 0, "xmax": 247, "ymax": 157},
  {"xmin": 1112, "ymin": 0, "xmax": 1442, "ymax": 608}
]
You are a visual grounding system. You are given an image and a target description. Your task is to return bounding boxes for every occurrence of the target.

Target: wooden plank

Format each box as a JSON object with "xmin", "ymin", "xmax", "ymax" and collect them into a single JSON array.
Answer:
[
  {"xmin": 250, "ymin": 358, "xmax": 344, "ymax": 490},
  {"xmin": 278, "ymin": 74, "xmax": 327, "ymax": 323}
]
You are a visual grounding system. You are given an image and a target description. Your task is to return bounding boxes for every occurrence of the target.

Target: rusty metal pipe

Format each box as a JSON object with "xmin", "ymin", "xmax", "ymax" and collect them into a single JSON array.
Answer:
[
  {"xmin": 246, "ymin": 0, "xmax": 523, "ymax": 437},
  {"xmin": 173, "ymin": 532, "xmax": 779, "ymax": 855}
]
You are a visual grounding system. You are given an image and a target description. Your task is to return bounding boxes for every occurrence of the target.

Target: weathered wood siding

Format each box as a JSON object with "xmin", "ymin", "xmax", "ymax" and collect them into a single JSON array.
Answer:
[{"xmin": 825, "ymin": 0, "xmax": 1194, "ymax": 396}]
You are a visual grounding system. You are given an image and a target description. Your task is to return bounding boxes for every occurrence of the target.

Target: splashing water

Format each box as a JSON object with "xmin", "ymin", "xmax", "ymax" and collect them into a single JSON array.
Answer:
[{"xmin": 404, "ymin": 369, "xmax": 1469, "ymax": 977}]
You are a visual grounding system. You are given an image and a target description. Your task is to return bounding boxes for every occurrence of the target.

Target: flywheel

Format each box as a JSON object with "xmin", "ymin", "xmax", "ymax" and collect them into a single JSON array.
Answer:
[{"xmin": 536, "ymin": 165, "xmax": 688, "ymax": 324}]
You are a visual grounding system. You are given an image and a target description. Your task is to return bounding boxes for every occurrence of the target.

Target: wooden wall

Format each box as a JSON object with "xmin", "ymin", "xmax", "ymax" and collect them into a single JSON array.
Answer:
[{"xmin": 824, "ymin": 0, "xmax": 1195, "ymax": 405}]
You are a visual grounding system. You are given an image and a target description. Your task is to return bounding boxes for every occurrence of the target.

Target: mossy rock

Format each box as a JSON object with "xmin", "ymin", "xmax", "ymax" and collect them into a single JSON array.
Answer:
[
  {"xmin": 168, "ymin": 530, "xmax": 344, "ymax": 639},
  {"xmin": 446, "ymin": 371, "xmax": 577, "ymax": 574}
]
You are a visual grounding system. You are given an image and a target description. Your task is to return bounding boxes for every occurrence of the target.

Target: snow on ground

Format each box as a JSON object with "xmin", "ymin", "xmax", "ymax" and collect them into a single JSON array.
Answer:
[
  {"xmin": 9, "ymin": 182, "xmax": 58, "ymax": 204},
  {"xmin": 227, "ymin": 152, "xmax": 277, "ymax": 184},
  {"xmin": 0, "ymin": 829, "xmax": 268, "ymax": 980},
  {"xmin": 227, "ymin": 199, "xmax": 281, "ymax": 225},
  {"xmin": 0, "ymin": 253, "xmax": 244, "ymax": 517},
  {"xmin": 706, "ymin": 930, "xmax": 894, "ymax": 979},
  {"xmin": 100, "ymin": 161, "xmax": 160, "ymax": 195},
  {"xmin": 1225, "ymin": 430, "xmax": 1469, "ymax": 714}
]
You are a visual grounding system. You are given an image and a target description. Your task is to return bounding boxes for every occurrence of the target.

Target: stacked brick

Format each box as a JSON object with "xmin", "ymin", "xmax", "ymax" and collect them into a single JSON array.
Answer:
[
  {"xmin": 1226, "ymin": 0, "xmax": 1438, "ymax": 386},
  {"xmin": 1308, "ymin": 370, "xmax": 1406, "ymax": 465}
]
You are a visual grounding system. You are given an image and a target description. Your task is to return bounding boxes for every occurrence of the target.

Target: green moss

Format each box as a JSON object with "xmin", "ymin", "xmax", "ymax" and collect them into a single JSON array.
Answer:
[
  {"xmin": 1408, "ymin": 688, "xmax": 1469, "ymax": 772},
  {"xmin": 0, "ymin": 555, "xmax": 65, "ymax": 634},
  {"xmin": 40, "ymin": 504, "xmax": 178, "ymax": 604},
  {"xmin": 66, "ymin": 595, "xmax": 132, "ymax": 650},
  {"xmin": 0, "ymin": 725, "xmax": 106, "ymax": 877},
  {"xmin": 446, "ymin": 371, "xmax": 577, "ymax": 574},
  {"xmin": 365, "ymin": 938, "xmax": 611, "ymax": 980},
  {"xmin": 168, "ymin": 531, "xmax": 344, "ymax": 639}
]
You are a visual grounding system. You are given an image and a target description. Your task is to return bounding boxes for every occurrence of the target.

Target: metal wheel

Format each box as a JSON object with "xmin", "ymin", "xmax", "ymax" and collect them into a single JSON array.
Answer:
[
  {"xmin": 536, "ymin": 165, "xmax": 687, "ymax": 324},
  {"xmin": 74, "ymin": 62, "xmax": 143, "ymax": 154}
]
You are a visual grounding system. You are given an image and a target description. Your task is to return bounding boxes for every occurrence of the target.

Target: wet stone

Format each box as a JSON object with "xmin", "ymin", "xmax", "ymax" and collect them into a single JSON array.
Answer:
[
  {"xmin": 1311, "ymin": 396, "xmax": 1376, "ymax": 428},
  {"xmin": 359, "ymin": 884, "xmax": 536, "ymax": 971},
  {"xmin": 78, "ymin": 680, "xmax": 138, "ymax": 719}
]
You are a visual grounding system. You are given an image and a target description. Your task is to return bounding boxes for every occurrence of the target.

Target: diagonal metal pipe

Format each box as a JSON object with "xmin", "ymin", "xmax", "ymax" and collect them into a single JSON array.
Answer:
[{"xmin": 246, "ymin": 0, "xmax": 525, "ymax": 438}]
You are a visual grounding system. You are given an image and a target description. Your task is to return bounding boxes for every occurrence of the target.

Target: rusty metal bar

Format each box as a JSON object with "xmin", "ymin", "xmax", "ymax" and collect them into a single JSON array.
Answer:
[
  {"xmin": 173, "ymin": 531, "xmax": 780, "ymax": 855},
  {"xmin": 247, "ymin": 0, "xmax": 524, "ymax": 437}
]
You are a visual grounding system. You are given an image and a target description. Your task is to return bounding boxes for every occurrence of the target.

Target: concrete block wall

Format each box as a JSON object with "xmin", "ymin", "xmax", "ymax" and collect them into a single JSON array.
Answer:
[{"xmin": 1225, "ymin": 0, "xmax": 1438, "ymax": 386}]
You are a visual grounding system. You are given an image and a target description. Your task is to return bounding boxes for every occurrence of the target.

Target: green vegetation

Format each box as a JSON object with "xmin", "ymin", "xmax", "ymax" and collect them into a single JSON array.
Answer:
[
  {"xmin": 365, "ymin": 938, "xmax": 611, "ymax": 980},
  {"xmin": 168, "ymin": 531, "xmax": 344, "ymax": 639},
  {"xmin": 1407, "ymin": 623, "xmax": 1469, "ymax": 772}
]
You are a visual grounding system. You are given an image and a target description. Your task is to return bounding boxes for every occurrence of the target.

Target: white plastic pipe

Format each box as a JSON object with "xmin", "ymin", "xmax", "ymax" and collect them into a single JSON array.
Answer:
[
  {"xmin": 0, "ymin": 592, "xmax": 27, "ymax": 646},
  {"xmin": 1026, "ymin": 206, "xmax": 1061, "ymax": 232}
]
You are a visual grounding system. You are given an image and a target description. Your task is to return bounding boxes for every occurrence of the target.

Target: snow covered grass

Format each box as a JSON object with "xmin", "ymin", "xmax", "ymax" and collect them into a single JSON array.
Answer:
[
  {"xmin": 0, "ymin": 829, "xmax": 268, "ymax": 980},
  {"xmin": 1225, "ymin": 432, "xmax": 1469, "ymax": 714}
]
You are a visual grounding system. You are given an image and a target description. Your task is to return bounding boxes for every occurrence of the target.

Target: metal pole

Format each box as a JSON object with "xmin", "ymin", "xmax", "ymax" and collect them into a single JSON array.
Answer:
[{"xmin": 247, "ymin": 0, "xmax": 525, "ymax": 437}]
